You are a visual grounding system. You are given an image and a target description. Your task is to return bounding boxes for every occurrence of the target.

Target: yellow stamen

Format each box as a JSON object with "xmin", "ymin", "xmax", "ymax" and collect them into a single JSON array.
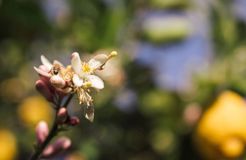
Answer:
[
  {"xmin": 82, "ymin": 63, "xmax": 91, "ymax": 73},
  {"xmin": 84, "ymin": 82, "xmax": 92, "ymax": 88},
  {"xmin": 110, "ymin": 51, "xmax": 118, "ymax": 57}
]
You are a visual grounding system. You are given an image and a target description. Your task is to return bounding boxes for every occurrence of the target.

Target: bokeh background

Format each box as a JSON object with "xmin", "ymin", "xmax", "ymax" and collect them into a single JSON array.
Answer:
[{"xmin": 1, "ymin": 0, "xmax": 246, "ymax": 159}]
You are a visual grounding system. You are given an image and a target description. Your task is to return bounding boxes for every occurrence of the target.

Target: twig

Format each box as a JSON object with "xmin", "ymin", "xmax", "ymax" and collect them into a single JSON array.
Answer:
[{"xmin": 29, "ymin": 94, "xmax": 73, "ymax": 160}]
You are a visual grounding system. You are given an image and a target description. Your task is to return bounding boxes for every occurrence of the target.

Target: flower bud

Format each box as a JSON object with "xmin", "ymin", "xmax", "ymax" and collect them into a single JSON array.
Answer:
[
  {"xmin": 35, "ymin": 121, "xmax": 49, "ymax": 144},
  {"xmin": 68, "ymin": 116, "xmax": 80, "ymax": 126},
  {"xmin": 35, "ymin": 80, "xmax": 54, "ymax": 102},
  {"xmin": 42, "ymin": 137, "xmax": 71, "ymax": 158},
  {"xmin": 57, "ymin": 107, "xmax": 68, "ymax": 124}
]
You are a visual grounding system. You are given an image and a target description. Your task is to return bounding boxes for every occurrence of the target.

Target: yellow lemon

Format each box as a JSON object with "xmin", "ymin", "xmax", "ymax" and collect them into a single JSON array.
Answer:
[
  {"xmin": 0, "ymin": 129, "xmax": 17, "ymax": 160},
  {"xmin": 18, "ymin": 96, "xmax": 53, "ymax": 127},
  {"xmin": 195, "ymin": 91, "xmax": 246, "ymax": 159}
]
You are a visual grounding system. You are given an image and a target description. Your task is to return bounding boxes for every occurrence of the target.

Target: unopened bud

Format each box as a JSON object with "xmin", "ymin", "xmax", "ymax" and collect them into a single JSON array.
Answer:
[
  {"xmin": 35, "ymin": 80, "xmax": 54, "ymax": 102},
  {"xmin": 68, "ymin": 116, "xmax": 80, "ymax": 126},
  {"xmin": 42, "ymin": 137, "xmax": 71, "ymax": 158},
  {"xmin": 57, "ymin": 107, "xmax": 68, "ymax": 124},
  {"xmin": 35, "ymin": 121, "xmax": 49, "ymax": 144}
]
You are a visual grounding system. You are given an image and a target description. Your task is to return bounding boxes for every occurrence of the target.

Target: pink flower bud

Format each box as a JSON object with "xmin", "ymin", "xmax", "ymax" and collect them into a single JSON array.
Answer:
[
  {"xmin": 57, "ymin": 107, "xmax": 68, "ymax": 124},
  {"xmin": 35, "ymin": 80, "xmax": 54, "ymax": 102},
  {"xmin": 42, "ymin": 137, "xmax": 71, "ymax": 158},
  {"xmin": 68, "ymin": 116, "xmax": 80, "ymax": 126},
  {"xmin": 35, "ymin": 121, "xmax": 49, "ymax": 144}
]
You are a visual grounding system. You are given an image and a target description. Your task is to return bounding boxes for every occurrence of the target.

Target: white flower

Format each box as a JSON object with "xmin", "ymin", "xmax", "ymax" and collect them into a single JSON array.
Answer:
[
  {"xmin": 71, "ymin": 52, "xmax": 106, "ymax": 90},
  {"xmin": 70, "ymin": 51, "xmax": 117, "ymax": 122}
]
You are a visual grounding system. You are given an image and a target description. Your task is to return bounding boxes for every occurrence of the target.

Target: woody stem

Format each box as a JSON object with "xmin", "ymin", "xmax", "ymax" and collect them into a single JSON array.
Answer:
[{"xmin": 29, "ymin": 94, "xmax": 73, "ymax": 160}]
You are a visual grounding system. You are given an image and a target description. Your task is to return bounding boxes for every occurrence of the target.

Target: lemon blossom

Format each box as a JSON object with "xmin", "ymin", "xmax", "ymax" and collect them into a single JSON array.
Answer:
[
  {"xmin": 71, "ymin": 51, "xmax": 117, "ymax": 93},
  {"xmin": 34, "ymin": 51, "xmax": 117, "ymax": 122},
  {"xmin": 71, "ymin": 53, "xmax": 102, "ymax": 89},
  {"xmin": 70, "ymin": 51, "xmax": 117, "ymax": 122}
]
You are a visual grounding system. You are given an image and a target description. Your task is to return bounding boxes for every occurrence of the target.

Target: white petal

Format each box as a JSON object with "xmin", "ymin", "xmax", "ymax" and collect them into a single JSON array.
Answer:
[
  {"xmin": 71, "ymin": 52, "xmax": 82, "ymax": 75},
  {"xmin": 34, "ymin": 66, "xmax": 51, "ymax": 77},
  {"xmin": 87, "ymin": 75, "xmax": 104, "ymax": 89},
  {"xmin": 88, "ymin": 59, "xmax": 102, "ymax": 70},
  {"xmin": 89, "ymin": 54, "xmax": 108, "ymax": 69},
  {"xmin": 41, "ymin": 55, "xmax": 52, "ymax": 71},
  {"xmin": 72, "ymin": 74, "xmax": 83, "ymax": 87},
  {"xmin": 92, "ymin": 54, "xmax": 108, "ymax": 63}
]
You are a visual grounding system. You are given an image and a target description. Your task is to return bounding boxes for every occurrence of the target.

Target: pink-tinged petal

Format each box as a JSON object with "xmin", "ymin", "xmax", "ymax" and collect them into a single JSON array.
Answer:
[
  {"xmin": 34, "ymin": 66, "xmax": 51, "ymax": 78},
  {"xmin": 50, "ymin": 75, "xmax": 66, "ymax": 88},
  {"xmin": 71, "ymin": 52, "xmax": 82, "ymax": 75},
  {"xmin": 87, "ymin": 75, "xmax": 104, "ymax": 89},
  {"xmin": 39, "ymin": 65, "xmax": 50, "ymax": 72},
  {"xmin": 41, "ymin": 55, "xmax": 52, "ymax": 70},
  {"xmin": 35, "ymin": 80, "xmax": 54, "ymax": 102},
  {"xmin": 72, "ymin": 74, "xmax": 83, "ymax": 87},
  {"xmin": 35, "ymin": 121, "xmax": 49, "ymax": 144}
]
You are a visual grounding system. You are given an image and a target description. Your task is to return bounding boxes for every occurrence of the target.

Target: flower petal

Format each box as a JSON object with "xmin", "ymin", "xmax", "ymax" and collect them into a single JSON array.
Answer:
[
  {"xmin": 88, "ymin": 54, "xmax": 108, "ymax": 70},
  {"xmin": 41, "ymin": 55, "xmax": 52, "ymax": 71},
  {"xmin": 34, "ymin": 66, "xmax": 51, "ymax": 78},
  {"xmin": 87, "ymin": 75, "xmax": 104, "ymax": 89},
  {"xmin": 72, "ymin": 74, "xmax": 83, "ymax": 87},
  {"xmin": 88, "ymin": 59, "xmax": 102, "ymax": 70},
  {"xmin": 71, "ymin": 52, "xmax": 82, "ymax": 75}
]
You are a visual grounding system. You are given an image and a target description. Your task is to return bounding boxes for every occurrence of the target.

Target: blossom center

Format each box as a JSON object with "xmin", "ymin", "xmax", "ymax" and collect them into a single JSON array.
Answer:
[{"xmin": 82, "ymin": 63, "xmax": 92, "ymax": 73}]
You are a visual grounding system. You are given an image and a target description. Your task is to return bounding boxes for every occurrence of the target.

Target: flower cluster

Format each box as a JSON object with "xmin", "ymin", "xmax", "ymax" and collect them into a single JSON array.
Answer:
[{"xmin": 34, "ymin": 51, "xmax": 117, "ymax": 122}]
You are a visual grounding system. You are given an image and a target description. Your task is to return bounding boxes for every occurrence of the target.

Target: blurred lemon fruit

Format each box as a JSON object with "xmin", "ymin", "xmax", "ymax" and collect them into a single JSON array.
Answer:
[
  {"xmin": 0, "ymin": 129, "xmax": 17, "ymax": 160},
  {"xmin": 195, "ymin": 91, "xmax": 246, "ymax": 159},
  {"xmin": 18, "ymin": 96, "xmax": 53, "ymax": 127}
]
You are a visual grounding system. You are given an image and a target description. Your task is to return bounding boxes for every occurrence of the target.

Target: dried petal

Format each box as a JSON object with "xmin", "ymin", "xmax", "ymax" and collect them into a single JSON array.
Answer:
[{"xmin": 85, "ymin": 105, "xmax": 94, "ymax": 122}]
